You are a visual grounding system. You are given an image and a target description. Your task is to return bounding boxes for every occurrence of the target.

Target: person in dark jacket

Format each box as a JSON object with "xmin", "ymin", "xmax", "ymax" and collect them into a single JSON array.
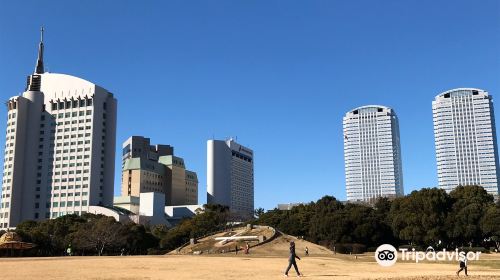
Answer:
[
  {"xmin": 456, "ymin": 253, "xmax": 468, "ymax": 276},
  {"xmin": 284, "ymin": 241, "xmax": 302, "ymax": 277}
]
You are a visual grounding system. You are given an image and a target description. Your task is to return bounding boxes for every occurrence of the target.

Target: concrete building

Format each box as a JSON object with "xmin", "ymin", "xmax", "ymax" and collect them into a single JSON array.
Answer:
[
  {"xmin": 165, "ymin": 204, "xmax": 204, "ymax": 225},
  {"xmin": 121, "ymin": 136, "xmax": 198, "ymax": 206},
  {"xmin": 277, "ymin": 203, "xmax": 304, "ymax": 211},
  {"xmin": 112, "ymin": 194, "xmax": 201, "ymax": 226},
  {"xmin": 91, "ymin": 192, "xmax": 172, "ymax": 226},
  {"xmin": 122, "ymin": 136, "xmax": 173, "ymax": 166},
  {"xmin": 121, "ymin": 157, "xmax": 167, "ymax": 197},
  {"xmin": 343, "ymin": 105, "xmax": 404, "ymax": 202},
  {"xmin": 433, "ymin": 88, "xmax": 500, "ymax": 195},
  {"xmin": 113, "ymin": 195, "xmax": 140, "ymax": 214},
  {"xmin": 207, "ymin": 138, "xmax": 254, "ymax": 219},
  {"xmin": 0, "ymin": 28, "xmax": 117, "ymax": 229}
]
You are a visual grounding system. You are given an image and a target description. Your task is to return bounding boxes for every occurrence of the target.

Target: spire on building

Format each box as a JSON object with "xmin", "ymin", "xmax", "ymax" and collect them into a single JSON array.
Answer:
[{"xmin": 34, "ymin": 27, "xmax": 44, "ymax": 74}]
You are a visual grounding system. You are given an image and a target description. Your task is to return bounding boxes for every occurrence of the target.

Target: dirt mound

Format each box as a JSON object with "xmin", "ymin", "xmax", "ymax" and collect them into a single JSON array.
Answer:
[
  {"xmin": 171, "ymin": 225, "xmax": 333, "ymax": 257},
  {"xmin": 249, "ymin": 232, "xmax": 332, "ymax": 256},
  {"xmin": 172, "ymin": 226, "xmax": 276, "ymax": 255}
]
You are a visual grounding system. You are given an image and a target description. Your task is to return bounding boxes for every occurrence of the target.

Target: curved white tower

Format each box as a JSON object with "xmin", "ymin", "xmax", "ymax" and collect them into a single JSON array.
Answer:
[
  {"xmin": 0, "ymin": 29, "xmax": 117, "ymax": 229},
  {"xmin": 433, "ymin": 88, "xmax": 500, "ymax": 195},
  {"xmin": 343, "ymin": 105, "xmax": 404, "ymax": 202}
]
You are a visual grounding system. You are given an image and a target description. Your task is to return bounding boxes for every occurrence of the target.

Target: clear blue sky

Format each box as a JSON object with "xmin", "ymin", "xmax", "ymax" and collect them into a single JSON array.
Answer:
[{"xmin": 0, "ymin": 1, "xmax": 499, "ymax": 210}]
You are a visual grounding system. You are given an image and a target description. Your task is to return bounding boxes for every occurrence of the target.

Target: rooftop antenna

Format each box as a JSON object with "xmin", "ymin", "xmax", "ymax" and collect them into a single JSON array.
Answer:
[{"xmin": 34, "ymin": 26, "xmax": 45, "ymax": 74}]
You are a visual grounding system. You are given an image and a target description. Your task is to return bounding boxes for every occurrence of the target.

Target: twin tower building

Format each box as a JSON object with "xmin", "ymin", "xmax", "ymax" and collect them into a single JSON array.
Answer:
[
  {"xmin": 0, "ymin": 30, "xmax": 254, "ymax": 229},
  {"xmin": 344, "ymin": 88, "xmax": 500, "ymax": 202}
]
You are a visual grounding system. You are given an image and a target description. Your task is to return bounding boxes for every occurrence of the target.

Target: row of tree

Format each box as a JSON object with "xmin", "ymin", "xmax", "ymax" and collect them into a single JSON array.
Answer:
[
  {"xmin": 14, "ymin": 214, "xmax": 158, "ymax": 256},
  {"xmin": 254, "ymin": 186, "xmax": 500, "ymax": 251},
  {"xmin": 8, "ymin": 204, "xmax": 230, "ymax": 257},
  {"xmin": 5, "ymin": 185, "xmax": 500, "ymax": 256}
]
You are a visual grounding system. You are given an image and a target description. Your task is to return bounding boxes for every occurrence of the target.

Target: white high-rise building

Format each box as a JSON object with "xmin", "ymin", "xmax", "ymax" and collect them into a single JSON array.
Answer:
[
  {"xmin": 207, "ymin": 138, "xmax": 254, "ymax": 219},
  {"xmin": 343, "ymin": 105, "xmax": 404, "ymax": 202},
  {"xmin": 0, "ymin": 29, "xmax": 117, "ymax": 229},
  {"xmin": 433, "ymin": 88, "xmax": 500, "ymax": 195}
]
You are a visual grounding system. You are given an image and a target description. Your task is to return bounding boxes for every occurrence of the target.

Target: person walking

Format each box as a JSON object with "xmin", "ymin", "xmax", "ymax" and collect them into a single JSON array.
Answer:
[
  {"xmin": 245, "ymin": 242, "xmax": 250, "ymax": 254},
  {"xmin": 284, "ymin": 241, "xmax": 302, "ymax": 277},
  {"xmin": 305, "ymin": 247, "xmax": 309, "ymax": 256},
  {"xmin": 456, "ymin": 253, "xmax": 468, "ymax": 276}
]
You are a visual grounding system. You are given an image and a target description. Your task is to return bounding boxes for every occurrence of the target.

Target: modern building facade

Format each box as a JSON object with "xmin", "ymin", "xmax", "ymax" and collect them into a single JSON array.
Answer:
[
  {"xmin": 207, "ymin": 138, "xmax": 254, "ymax": 219},
  {"xmin": 159, "ymin": 155, "xmax": 198, "ymax": 205},
  {"xmin": 343, "ymin": 105, "xmax": 404, "ymax": 202},
  {"xmin": 120, "ymin": 136, "xmax": 198, "ymax": 206},
  {"xmin": 433, "ymin": 88, "xmax": 500, "ymax": 195},
  {"xmin": 0, "ymin": 29, "xmax": 117, "ymax": 229}
]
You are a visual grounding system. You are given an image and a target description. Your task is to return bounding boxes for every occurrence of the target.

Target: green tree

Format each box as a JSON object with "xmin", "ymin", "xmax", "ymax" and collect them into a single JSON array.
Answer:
[
  {"xmin": 150, "ymin": 224, "xmax": 169, "ymax": 240},
  {"xmin": 481, "ymin": 205, "xmax": 500, "ymax": 250},
  {"xmin": 123, "ymin": 223, "xmax": 158, "ymax": 255},
  {"xmin": 390, "ymin": 188, "xmax": 451, "ymax": 246},
  {"xmin": 72, "ymin": 215, "xmax": 126, "ymax": 256},
  {"xmin": 446, "ymin": 185, "xmax": 493, "ymax": 246},
  {"xmin": 254, "ymin": 207, "xmax": 265, "ymax": 218}
]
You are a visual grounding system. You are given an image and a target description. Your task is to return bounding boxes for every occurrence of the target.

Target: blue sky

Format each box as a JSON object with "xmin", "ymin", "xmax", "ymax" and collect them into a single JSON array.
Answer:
[{"xmin": 0, "ymin": 1, "xmax": 499, "ymax": 210}]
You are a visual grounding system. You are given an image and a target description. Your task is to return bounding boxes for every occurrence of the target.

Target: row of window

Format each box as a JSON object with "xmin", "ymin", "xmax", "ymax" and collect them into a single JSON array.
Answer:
[
  {"xmin": 51, "ymin": 98, "xmax": 93, "ymax": 110},
  {"xmin": 54, "ymin": 110, "xmax": 92, "ymax": 118}
]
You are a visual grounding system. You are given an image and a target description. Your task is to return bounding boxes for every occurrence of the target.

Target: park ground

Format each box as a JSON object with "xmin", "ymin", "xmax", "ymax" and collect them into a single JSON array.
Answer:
[{"xmin": 0, "ymin": 253, "xmax": 499, "ymax": 280}]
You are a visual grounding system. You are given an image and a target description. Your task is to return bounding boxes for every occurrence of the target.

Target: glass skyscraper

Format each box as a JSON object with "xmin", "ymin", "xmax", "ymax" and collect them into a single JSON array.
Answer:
[
  {"xmin": 433, "ymin": 88, "xmax": 500, "ymax": 196},
  {"xmin": 343, "ymin": 105, "xmax": 404, "ymax": 202}
]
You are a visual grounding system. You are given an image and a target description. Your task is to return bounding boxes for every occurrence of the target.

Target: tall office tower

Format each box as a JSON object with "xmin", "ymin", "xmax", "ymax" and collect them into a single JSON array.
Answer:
[
  {"xmin": 0, "ymin": 29, "xmax": 117, "ymax": 229},
  {"xmin": 433, "ymin": 88, "xmax": 500, "ymax": 195},
  {"xmin": 207, "ymin": 138, "xmax": 254, "ymax": 219},
  {"xmin": 121, "ymin": 136, "xmax": 198, "ymax": 205},
  {"xmin": 343, "ymin": 105, "xmax": 404, "ymax": 202}
]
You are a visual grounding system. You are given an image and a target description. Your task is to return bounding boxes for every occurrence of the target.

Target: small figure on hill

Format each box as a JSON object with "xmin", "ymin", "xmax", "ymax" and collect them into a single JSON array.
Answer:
[
  {"xmin": 66, "ymin": 245, "xmax": 72, "ymax": 256},
  {"xmin": 235, "ymin": 245, "xmax": 239, "ymax": 255},
  {"xmin": 305, "ymin": 247, "xmax": 309, "ymax": 256},
  {"xmin": 245, "ymin": 242, "xmax": 250, "ymax": 254},
  {"xmin": 284, "ymin": 241, "xmax": 302, "ymax": 277},
  {"xmin": 456, "ymin": 253, "xmax": 468, "ymax": 277}
]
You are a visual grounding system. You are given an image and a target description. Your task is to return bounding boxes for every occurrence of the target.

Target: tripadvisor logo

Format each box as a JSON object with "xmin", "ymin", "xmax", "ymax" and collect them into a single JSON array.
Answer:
[
  {"xmin": 375, "ymin": 244, "xmax": 398, "ymax": 267},
  {"xmin": 374, "ymin": 244, "xmax": 482, "ymax": 267}
]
